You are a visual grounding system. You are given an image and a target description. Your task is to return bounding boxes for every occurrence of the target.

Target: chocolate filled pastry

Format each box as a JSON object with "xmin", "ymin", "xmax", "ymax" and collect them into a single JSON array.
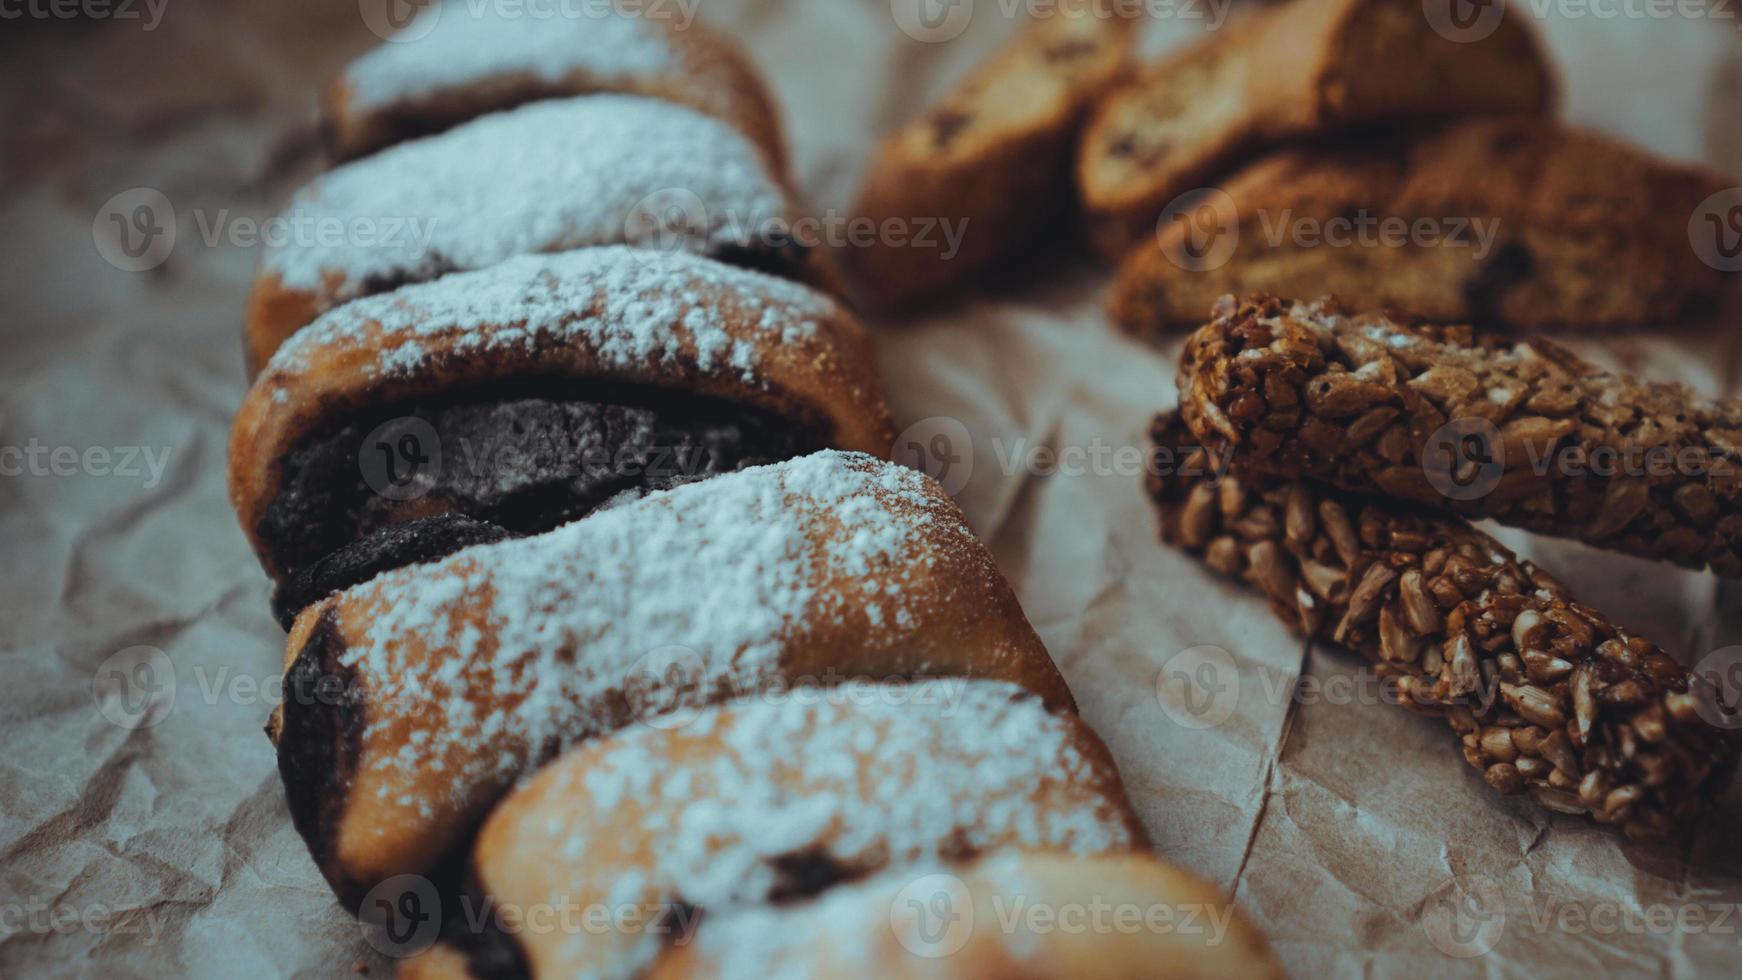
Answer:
[
  {"xmin": 267, "ymin": 453, "xmax": 1076, "ymax": 910},
  {"xmin": 395, "ymin": 681, "xmax": 1145, "ymax": 980},
  {"xmin": 230, "ymin": 246, "xmax": 894, "ymax": 623},
  {"xmin": 647, "ymin": 851, "xmax": 1285, "ymax": 980},
  {"xmin": 324, "ymin": 0, "xmax": 786, "ymax": 167},
  {"xmin": 244, "ymin": 95, "xmax": 834, "ymax": 374}
]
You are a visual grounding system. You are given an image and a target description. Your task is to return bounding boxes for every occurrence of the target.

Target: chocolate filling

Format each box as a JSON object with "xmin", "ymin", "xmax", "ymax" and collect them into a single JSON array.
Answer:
[{"xmin": 259, "ymin": 381, "xmax": 823, "ymax": 625}]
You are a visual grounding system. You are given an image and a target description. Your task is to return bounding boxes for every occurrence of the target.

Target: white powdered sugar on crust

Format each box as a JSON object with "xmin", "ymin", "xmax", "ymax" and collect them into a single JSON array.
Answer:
[
  {"xmin": 343, "ymin": 0, "xmax": 673, "ymax": 111},
  {"xmin": 262, "ymin": 95, "xmax": 787, "ymax": 295},
  {"xmin": 268, "ymin": 247, "xmax": 832, "ymax": 384},
  {"xmin": 334, "ymin": 452, "xmax": 970, "ymax": 817},
  {"xmin": 517, "ymin": 679, "xmax": 1133, "ymax": 974}
]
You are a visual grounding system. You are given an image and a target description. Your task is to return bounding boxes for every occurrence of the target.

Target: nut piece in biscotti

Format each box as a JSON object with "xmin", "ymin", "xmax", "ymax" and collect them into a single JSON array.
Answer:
[
  {"xmin": 244, "ymin": 95, "xmax": 836, "ymax": 375},
  {"xmin": 1078, "ymin": 0, "xmax": 1554, "ymax": 258},
  {"xmin": 324, "ymin": 0, "xmax": 786, "ymax": 168},
  {"xmin": 399, "ymin": 680, "xmax": 1143, "ymax": 980},
  {"xmin": 1177, "ymin": 295, "xmax": 1742, "ymax": 576},
  {"xmin": 1149, "ymin": 412, "xmax": 1739, "ymax": 839},
  {"xmin": 844, "ymin": 3, "xmax": 1136, "ymax": 307},
  {"xmin": 645, "ymin": 851, "xmax": 1284, "ymax": 980},
  {"xmin": 230, "ymin": 247, "xmax": 894, "ymax": 625},
  {"xmin": 1110, "ymin": 117, "xmax": 1740, "ymax": 335},
  {"xmin": 267, "ymin": 454, "xmax": 1078, "ymax": 913}
]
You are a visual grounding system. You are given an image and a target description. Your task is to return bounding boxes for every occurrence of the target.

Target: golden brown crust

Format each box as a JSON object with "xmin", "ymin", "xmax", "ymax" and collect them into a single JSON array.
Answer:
[
  {"xmin": 1174, "ymin": 294, "xmax": 1742, "ymax": 574},
  {"xmin": 1110, "ymin": 118, "xmax": 1740, "ymax": 336},
  {"xmin": 229, "ymin": 248, "xmax": 895, "ymax": 582},
  {"xmin": 323, "ymin": 16, "xmax": 786, "ymax": 169},
  {"xmin": 268, "ymin": 454, "xmax": 1074, "ymax": 909},
  {"xmin": 464, "ymin": 683, "xmax": 1143, "ymax": 978},
  {"xmin": 1149, "ymin": 409, "xmax": 1739, "ymax": 838},
  {"xmin": 1078, "ymin": 0, "xmax": 1556, "ymax": 258},
  {"xmin": 845, "ymin": 5, "xmax": 1137, "ymax": 307},
  {"xmin": 648, "ymin": 851, "xmax": 1285, "ymax": 980}
]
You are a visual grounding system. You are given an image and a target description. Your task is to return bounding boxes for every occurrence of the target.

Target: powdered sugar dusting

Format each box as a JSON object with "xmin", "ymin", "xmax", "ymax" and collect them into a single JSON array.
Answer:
[
  {"xmin": 514, "ymin": 679, "xmax": 1135, "ymax": 972},
  {"xmin": 267, "ymin": 247, "xmax": 831, "ymax": 385},
  {"xmin": 334, "ymin": 452, "xmax": 974, "ymax": 821},
  {"xmin": 262, "ymin": 95, "xmax": 787, "ymax": 295},
  {"xmin": 344, "ymin": 0, "xmax": 673, "ymax": 111}
]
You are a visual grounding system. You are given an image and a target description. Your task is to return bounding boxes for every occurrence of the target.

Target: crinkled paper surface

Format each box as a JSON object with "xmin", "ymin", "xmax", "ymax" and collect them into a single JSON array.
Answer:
[{"xmin": 2, "ymin": 1, "xmax": 1741, "ymax": 976}]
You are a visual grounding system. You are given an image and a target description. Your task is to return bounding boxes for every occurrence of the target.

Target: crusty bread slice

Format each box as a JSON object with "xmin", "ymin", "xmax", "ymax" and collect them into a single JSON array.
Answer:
[
  {"xmin": 846, "ymin": 3, "xmax": 1137, "ymax": 307},
  {"xmin": 1108, "ymin": 116, "xmax": 1739, "ymax": 336},
  {"xmin": 1078, "ymin": 0, "xmax": 1555, "ymax": 259}
]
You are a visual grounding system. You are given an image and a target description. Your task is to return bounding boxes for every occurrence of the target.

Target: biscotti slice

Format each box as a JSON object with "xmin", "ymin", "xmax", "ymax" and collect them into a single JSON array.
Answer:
[
  {"xmin": 1079, "ymin": 0, "xmax": 1555, "ymax": 258},
  {"xmin": 269, "ymin": 454, "xmax": 1076, "ymax": 911},
  {"xmin": 324, "ymin": 0, "xmax": 785, "ymax": 167},
  {"xmin": 845, "ymin": 3, "xmax": 1136, "ymax": 306},
  {"xmin": 1150, "ymin": 413, "xmax": 1739, "ymax": 840},
  {"xmin": 1176, "ymin": 295, "xmax": 1742, "ymax": 576},
  {"xmin": 1110, "ymin": 117, "xmax": 1740, "ymax": 335},
  {"xmin": 232, "ymin": 247, "xmax": 893, "ymax": 623},
  {"xmin": 399, "ymin": 681, "xmax": 1143, "ymax": 979},
  {"xmin": 245, "ymin": 95, "xmax": 831, "ymax": 375},
  {"xmin": 647, "ymin": 851, "xmax": 1284, "ymax": 980}
]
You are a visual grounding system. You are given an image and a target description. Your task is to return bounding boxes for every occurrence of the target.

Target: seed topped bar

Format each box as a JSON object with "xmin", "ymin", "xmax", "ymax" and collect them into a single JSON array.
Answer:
[
  {"xmin": 1178, "ymin": 296, "xmax": 1742, "ymax": 576},
  {"xmin": 1149, "ymin": 413, "xmax": 1738, "ymax": 839}
]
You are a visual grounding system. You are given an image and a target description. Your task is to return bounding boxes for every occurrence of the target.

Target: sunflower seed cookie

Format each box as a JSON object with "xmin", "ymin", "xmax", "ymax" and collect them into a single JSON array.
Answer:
[
  {"xmin": 1149, "ymin": 413, "xmax": 1739, "ymax": 839},
  {"xmin": 845, "ymin": 3, "xmax": 1137, "ymax": 306},
  {"xmin": 1078, "ymin": 0, "xmax": 1554, "ymax": 258},
  {"xmin": 1110, "ymin": 117, "xmax": 1740, "ymax": 335},
  {"xmin": 1177, "ymin": 295, "xmax": 1742, "ymax": 576},
  {"xmin": 324, "ymin": 0, "xmax": 785, "ymax": 167}
]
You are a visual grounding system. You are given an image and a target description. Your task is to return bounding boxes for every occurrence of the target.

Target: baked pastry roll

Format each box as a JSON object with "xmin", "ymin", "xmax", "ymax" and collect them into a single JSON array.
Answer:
[
  {"xmin": 245, "ymin": 95, "xmax": 829, "ymax": 374},
  {"xmin": 1078, "ymin": 0, "xmax": 1554, "ymax": 258},
  {"xmin": 269, "ymin": 454, "xmax": 1074, "ymax": 909},
  {"xmin": 324, "ymin": 0, "xmax": 785, "ymax": 167},
  {"xmin": 230, "ymin": 247, "xmax": 893, "ymax": 624},
  {"xmin": 846, "ymin": 2, "xmax": 1136, "ymax": 306},
  {"xmin": 1109, "ymin": 118, "xmax": 1739, "ymax": 336},
  {"xmin": 1175, "ymin": 295, "xmax": 1742, "ymax": 576},
  {"xmin": 1148, "ymin": 411, "xmax": 1738, "ymax": 838},
  {"xmin": 648, "ymin": 851, "xmax": 1285, "ymax": 980},
  {"xmin": 398, "ymin": 681, "xmax": 1144, "ymax": 979}
]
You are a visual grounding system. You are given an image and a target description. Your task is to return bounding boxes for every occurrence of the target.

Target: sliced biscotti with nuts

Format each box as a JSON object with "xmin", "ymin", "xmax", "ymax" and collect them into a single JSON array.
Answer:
[
  {"xmin": 1150, "ymin": 412, "xmax": 1739, "ymax": 839},
  {"xmin": 323, "ymin": 0, "xmax": 785, "ymax": 167},
  {"xmin": 1110, "ymin": 117, "xmax": 1740, "ymax": 335},
  {"xmin": 1177, "ymin": 296, "xmax": 1742, "ymax": 576},
  {"xmin": 845, "ymin": 4, "xmax": 1137, "ymax": 307},
  {"xmin": 1078, "ymin": 0, "xmax": 1555, "ymax": 258}
]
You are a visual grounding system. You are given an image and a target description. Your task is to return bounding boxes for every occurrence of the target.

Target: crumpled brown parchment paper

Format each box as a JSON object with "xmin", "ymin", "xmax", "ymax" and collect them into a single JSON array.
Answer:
[{"xmin": 3, "ymin": 0, "xmax": 1741, "ymax": 976}]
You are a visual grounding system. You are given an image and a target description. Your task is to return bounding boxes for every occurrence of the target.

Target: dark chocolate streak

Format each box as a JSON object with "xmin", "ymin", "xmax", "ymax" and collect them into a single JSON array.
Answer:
[
  {"xmin": 258, "ymin": 381, "xmax": 821, "ymax": 624},
  {"xmin": 276, "ymin": 611, "xmax": 369, "ymax": 908}
]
